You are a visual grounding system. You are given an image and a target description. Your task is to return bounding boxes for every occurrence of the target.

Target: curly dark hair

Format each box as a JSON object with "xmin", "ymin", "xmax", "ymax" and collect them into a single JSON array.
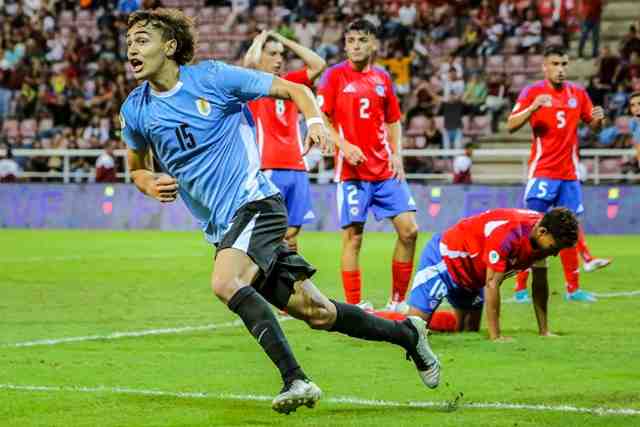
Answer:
[
  {"xmin": 540, "ymin": 207, "xmax": 579, "ymax": 249},
  {"xmin": 127, "ymin": 8, "xmax": 197, "ymax": 65},
  {"xmin": 345, "ymin": 19, "xmax": 379, "ymax": 38}
]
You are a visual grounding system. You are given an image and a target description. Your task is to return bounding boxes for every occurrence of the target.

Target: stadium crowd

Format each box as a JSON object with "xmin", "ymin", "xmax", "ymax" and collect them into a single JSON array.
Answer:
[{"xmin": 0, "ymin": 0, "xmax": 638, "ymax": 182}]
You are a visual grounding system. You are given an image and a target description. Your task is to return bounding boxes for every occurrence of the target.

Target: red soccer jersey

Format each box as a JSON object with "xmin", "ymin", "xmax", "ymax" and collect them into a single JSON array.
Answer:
[
  {"xmin": 441, "ymin": 209, "xmax": 547, "ymax": 290},
  {"xmin": 249, "ymin": 69, "xmax": 312, "ymax": 171},
  {"xmin": 511, "ymin": 80, "xmax": 594, "ymax": 180},
  {"xmin": 317, "ymin": 61, "xmax": 402, "ymax": 181}
]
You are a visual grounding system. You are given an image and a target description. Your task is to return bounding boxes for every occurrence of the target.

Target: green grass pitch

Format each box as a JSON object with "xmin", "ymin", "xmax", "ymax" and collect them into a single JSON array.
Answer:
[{"xmin": 1, "ymin": 230, "xmax": 639, "ymax": 426}]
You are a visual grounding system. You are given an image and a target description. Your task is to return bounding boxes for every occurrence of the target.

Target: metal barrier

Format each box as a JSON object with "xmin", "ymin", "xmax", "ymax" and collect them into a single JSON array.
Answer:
[{"xmin": 1, "ymin": 148, "xmax": 638, "ymax": 184}]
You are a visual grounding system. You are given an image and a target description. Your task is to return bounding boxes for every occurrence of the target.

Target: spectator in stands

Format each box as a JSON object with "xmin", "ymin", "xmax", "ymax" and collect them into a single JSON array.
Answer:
[
  {"xmin": 462, "ymin": 71, "xmax": 488, "ymax": 117},
  {"xmin": 485, "ymin": 71, "xmax": 509, "ymax": 133},
  {"xmin": 477, "ymin": 14, "xmax": 505, "ymax": 59},
  {"xmin": 406, "ymin": 81, "xmax": 439, "ymax": 121},
  {"xmin": 614, "ymin": 51, "xmax": 640, "ymax": 89},
  {"xmin": 498, "ymin": 0, "xmax": 517, "ymax": 34},
  {"xmin": 316, "ymin": 15, "xmax": 342, "ymax": 60},
  {"xmin": 597, "ymin": 45, "xmax": 620, "ymax": 87},
  {"xmin": 423, "ymin": 116, "xmax": 443, "ymax": 148},
  {"xmin": 452, "ymin": 142, "xmax": 474, "ymax": 184},
  {"xmin": 586, "ymin": 75, "xmax": 610, "ymax": 109},
  {"xmin": 378, "ymin": 47, "xmax": 414, "ymax": 97},
  {"xmin": 95, "ymin": 142, "xmax": 117, "ymax": 182},
  {"xmin": 455, "ymin": 22, "xmax": 481, "ymax": 58},
  {"xmin": 607, "ymin": 83, "xmax": 629, "ymax": 119},
  {"xmin": 438, "ymin": 54, "xmax": 464, "ymax": 83},
  {"xmin": 515, "ymin": 8, "xmax": 543, "ymax": 53},
  {"xmin": 0, "ymin": 142, "xmax": 21, "ymax": 183},
  {"xmin": 440, "ymin": 68, "xmax": 465, "ymax": 150},
  {"xmin": 578, "ymin": 0, "xmax": 603, "ymax": 59},
  {"xmin": 620, "ymin": 25, "xmax": 640, "ymax": 61},
  {"xmin": 293, "ymin": 18, "xmax": 316, "ymax": 48}
]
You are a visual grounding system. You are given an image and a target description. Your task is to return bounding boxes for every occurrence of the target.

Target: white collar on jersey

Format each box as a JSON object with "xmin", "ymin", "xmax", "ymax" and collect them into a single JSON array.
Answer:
[{"xmin": 150, "ymin": 81, "xmax": 184, "ymax": 98}]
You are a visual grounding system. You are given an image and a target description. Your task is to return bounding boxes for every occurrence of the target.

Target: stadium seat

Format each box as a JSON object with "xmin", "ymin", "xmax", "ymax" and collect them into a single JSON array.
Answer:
[
  {"xmin": 184, "ymin": 7, "xmax": 197, "ymax": 18},
  {"xmin": 38, "ymin": 118, "xmax": 54, "ymax": 135},
  {"xmin": 486, "ymin": 55, "xmax": 504, "ymax": 74},
  {"xmin": 200, "ymin": 24, "xmax": 216, "ymax": 38},
  {"xmin": 503, "ymin": 37, "xmax": 520, "ymax": 54},
  {"xmin": 443, "ymin": 37, "xmax": 460, "ymax": 54},
  {"xmin": 201, "ymin": 7, "xmax": 215, "ymax": 23},
  {"xmin": 526, "ymin": 55, "xmax": 544, "ymax": 76},
  {"xmin": 510, "ymin": 74, "xmax": 528, "ymax": 95},
  {"xmin": 506, "ymin": 55, "xmax": 526, "ymax": 74},
  {"xmin": 469, "ymin": 115, "xmax": 491, "ymax": 137},
  {"xmin": 406, "ymin": 115, "xmax": 429, "ymax": 135},
  {"xmin": 546, "ymin": 35, "xmax": 563, "ymax": 46}
]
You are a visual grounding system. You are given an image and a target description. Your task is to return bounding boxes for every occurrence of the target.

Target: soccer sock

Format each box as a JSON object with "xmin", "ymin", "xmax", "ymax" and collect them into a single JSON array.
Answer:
[
  {"xmin": 328, "ymin": 300, "xmax": 416, "ymax": 351},
  {"xmin": 391, "ymin": 260, "xmax": 413, "ymax": 302},
  {"xmin": 514, "ymin": 270, "xmax": 529, "ymax": 292},
  {"xmin": 577, "ymin": 227, "xmax": 593, "ymax": 262},
  {"xmin": 227, "ymin": 286, "xmax": 306, "ymax": 384},
  {"xmin": 560, "ymin": 247, "xmax": 580, "ymax": 294},
  {"xmin": 341, "ymin": 269, "xmax": 362, "ymax": 304}
]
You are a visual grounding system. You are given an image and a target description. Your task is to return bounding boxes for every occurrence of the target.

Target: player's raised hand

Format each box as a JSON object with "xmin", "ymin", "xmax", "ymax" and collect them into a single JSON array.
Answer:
[
  {"xmin": 342, "ymin": 141, "xmax": 367, "ymax": 166},
  {"xmin": 149, "ymin": 174, "xmax": 179, "ymax": 203},
  {"xmin": 532, "ymin": 94, "xmax": 553, "ymax": 110},
  {"xmin": 592, "ymin": 106, "xmax": 606, "ymax": 123},
  {"xmin": 389, "ymin": 153, "xmax": 406, "ymax": 180},
  {"xmin": 303, "ymin": 122, "xmax": 330, "ymax": 155}
]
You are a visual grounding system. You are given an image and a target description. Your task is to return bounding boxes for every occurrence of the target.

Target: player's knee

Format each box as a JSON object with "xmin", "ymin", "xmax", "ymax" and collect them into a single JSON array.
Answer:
[
  {"xmin": 211, "ymin": 276, "xmax": 237, "ymax": 304},
  {"xmin": 344, "ymin": 232, "xmax": 364, "ymax": 251},
  {"xmin": 284, "ymin": 235, "xmax": 298, "ymax": 252},
  {"xmin": 305, "ymin": 300, "xmax": 337, "ymax": 330},
  {"xmin": 399, "ymin": 223, "xmax": 418, "ymax": 244}
]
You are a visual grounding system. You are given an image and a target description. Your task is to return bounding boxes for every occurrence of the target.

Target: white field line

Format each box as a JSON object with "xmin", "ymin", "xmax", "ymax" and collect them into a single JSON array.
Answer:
[
  {"xmin": 3, "ymin": 316, "xmax": 293, "ymax": 348},
  {"xmin": 0, "ymin": 383, "xmax": 638, "ymax": 416},
  {"xmin": 592, "ymin": 290, "xmax": 640, "ymax": 298},
  {"xmin": 0, "ymin": 253, "xmax": 207, "ymax": 263}
]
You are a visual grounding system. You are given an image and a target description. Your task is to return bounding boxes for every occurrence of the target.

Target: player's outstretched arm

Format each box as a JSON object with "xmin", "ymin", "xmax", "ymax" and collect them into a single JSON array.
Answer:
[
  {"xmin": 507, "ymin": 94, "xmax": 551, "ymax": 133},
  {"xmin": 128, "ymin": 148, "xmax": 178, "ymax": 203},
  {"xmin": 530, "ymin": 260, "xmax": 553, "ymax": 337},
  {"xmin": 269, "ymin": 77, "xmax": 329, "ymax": 154},
  {"xmin": 485, "ymin": 268, "xmax": 509, "ymax": 341},
  {"xmin": 268, "ymin": 31, "xmax": 327, "ymax": 82}
]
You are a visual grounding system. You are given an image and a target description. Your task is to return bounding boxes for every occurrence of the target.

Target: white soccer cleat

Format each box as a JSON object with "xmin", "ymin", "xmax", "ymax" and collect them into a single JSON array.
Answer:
[
  {"xmin": 583, "ymin": 258, "xmax": 612, "ymax": 273},
  {"xmin": 355, "ymin": 300, "xmax": 374, "ymax": 312},
  {"xmin": 384, "ymin": 299, "xmax": 409, "ymax": 314},
  {"xmin": 406, "ymin": 316, "xmax": 440, "ymax": 389},
  {"xmin": 272, "ymin": 379, "xmax": 321, "ymax": 414}
]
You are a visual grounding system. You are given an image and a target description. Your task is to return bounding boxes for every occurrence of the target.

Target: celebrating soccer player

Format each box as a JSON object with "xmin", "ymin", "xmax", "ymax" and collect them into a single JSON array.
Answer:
[
  {"xmin": 408, "ymin": 208, "xmax": 578, "ymax": 341},
  {"xmin": 243, "ymin": 30, "xmax": 326, "ymax": 252},
  {"xmin": 318, "ymin": 19, "xmax": 418, "ymax": 312},
  {"xmin": 507, "ymin": 44, "xmax": 609, "ymax": 303},
  {"xmin": 121, "ymin": 9, "xmax": 439, "ymax": 415}
]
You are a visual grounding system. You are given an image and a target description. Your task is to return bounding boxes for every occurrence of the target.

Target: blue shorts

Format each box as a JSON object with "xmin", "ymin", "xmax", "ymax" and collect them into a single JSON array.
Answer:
[
  {"xmin": 523, "ymin": 178, "xmax": 584, "ymax": 215},
  {"xmin": 408, "ymin": 233, "xmax": 484, "ymax": 314},
  {"xmin": 337, "ymin": 179, "xmax": 416, "ymax": 228},
  {"xmin": 264, "ymin": 169, "xmax": 315, "ymax": 227}
]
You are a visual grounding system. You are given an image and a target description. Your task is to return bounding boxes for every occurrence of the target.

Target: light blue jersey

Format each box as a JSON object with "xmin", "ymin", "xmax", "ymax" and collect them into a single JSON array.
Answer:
[
  {"xmin": 120, "ymin": 60, "xmax": 279, "ymax": 244},
  {"xmin": 631, "ymin": 118, "xmax": 640, "ymax": 146}
]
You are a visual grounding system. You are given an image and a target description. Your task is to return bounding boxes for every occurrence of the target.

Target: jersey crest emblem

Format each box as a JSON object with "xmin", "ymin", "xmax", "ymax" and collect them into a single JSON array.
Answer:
[
  {"xmin": 196, "ymin": 98, "xmax": 212, "ymax": 116},
  {"xmin": 489, "ymin": 250, "xmax": 500, "ymax": 264},
  {"xmin": 568, "ymin": 98, "xmax": 577, "ymax": 108},
  {"xmin": 375, "ymin": 84, "xmax": 385, "ymax": 96}
]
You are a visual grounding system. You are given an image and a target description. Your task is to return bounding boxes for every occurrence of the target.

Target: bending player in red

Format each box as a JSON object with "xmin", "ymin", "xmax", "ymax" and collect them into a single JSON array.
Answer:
[
  {"xmin": 244, "ymin": 30, "xmax": 327, "ymax": 251},
  {"xmin": 407, "ymin": 208, "xmax": 579, "ymax": 341},
  {"xmin": 507, "ymin": 44, "xmax": 610, "ymax": 303},
  {"xmin": 318, "ymin": 19, "xmax": 418, "ymax": 312}
]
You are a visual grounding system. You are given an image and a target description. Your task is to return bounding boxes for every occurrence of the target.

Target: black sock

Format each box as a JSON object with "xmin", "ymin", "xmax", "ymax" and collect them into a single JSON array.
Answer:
[
  {"xmin": 228, "ymin": 286, "xmax": 306, "ymax": 384},
  {"xmin": 328, "ymin": 300, "xmax": 417, "ymax": 351}
]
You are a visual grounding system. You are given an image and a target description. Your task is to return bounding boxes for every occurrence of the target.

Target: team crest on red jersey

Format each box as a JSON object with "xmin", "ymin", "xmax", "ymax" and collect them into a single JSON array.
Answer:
[
  {"xmin": 375, "ymin": 85, "xmax": 385, "ymax": 96},
  {"xmin": 568, "ymin": 98, "xmax": 577, "ymax": 108}
]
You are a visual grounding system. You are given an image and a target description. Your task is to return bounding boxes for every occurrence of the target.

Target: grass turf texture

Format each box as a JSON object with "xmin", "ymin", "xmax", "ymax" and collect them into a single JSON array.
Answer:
[{"xmin": 1, "ymin": 230, "xmax": 638, "ymax": 426}]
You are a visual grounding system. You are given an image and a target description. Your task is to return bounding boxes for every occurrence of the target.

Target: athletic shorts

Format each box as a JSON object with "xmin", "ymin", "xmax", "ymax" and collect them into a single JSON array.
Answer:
[
  {"xmin": 523, "ymin": 178, "xmax": 584, "ymax": 215},
  {"xmin": 216, "ymin": 194, "xmax": 316, "ymax": 309},
  {"xmin": 264, "ymin": 169, "xmax": 315, "ymax": 228},
  {"xmin": 408, "ymin": 233, "xmax": 484, "ymax": 314},
  {"xmin": 337, "ymin": 179, "xmax": 416, "ymax": 228}
]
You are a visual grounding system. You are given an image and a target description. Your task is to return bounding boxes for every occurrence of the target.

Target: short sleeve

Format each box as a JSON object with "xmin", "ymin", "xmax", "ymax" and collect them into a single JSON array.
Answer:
[
  {"xmin": 120, "ymin": 105, "xmax": 148, "ymax": 151},
  {"xmin": 510, "ymin": 85, "xmax": 536, "ymax": 117},
  {"xmin": 284, "ymin": 68, "xmax": 313, "ymax": 88},
  {"xmin": 580, "ymin": 88, "xmax": 594, "ymax": 124},
  {"xmin": 205, "ymin": 61, "xmax": 274, "ymax": 104},
  {"xmin": 317, "ymin": 68, "xmax": 336, "ymax": 117},
  {"xmin": 384, "ymin": 73, "xmax": 402, "ymax": 123}
]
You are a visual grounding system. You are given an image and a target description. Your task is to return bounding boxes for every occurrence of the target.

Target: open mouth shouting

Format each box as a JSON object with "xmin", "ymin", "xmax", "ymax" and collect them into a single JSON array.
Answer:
[{"xmin": 130, "ymin": 58, "xmax": 144, "ymax": 74}]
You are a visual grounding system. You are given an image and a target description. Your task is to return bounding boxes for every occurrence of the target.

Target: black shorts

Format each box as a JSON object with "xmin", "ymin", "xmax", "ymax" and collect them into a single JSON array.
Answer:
[{"xmin": 216, "ymin": 194, "xmax": 316, "ymax": 309}]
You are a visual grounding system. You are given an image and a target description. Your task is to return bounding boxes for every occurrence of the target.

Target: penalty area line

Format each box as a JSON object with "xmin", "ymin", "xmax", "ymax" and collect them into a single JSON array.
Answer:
[{"xmin": 0, "ymin": 384, "xmax": 638, "ymax": 416}]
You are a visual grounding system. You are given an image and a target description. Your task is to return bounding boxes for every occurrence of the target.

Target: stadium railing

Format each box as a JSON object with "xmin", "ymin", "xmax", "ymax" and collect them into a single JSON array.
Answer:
[{"xmin": 1, "ymin": 148, "xmax": 637, "ymax": 184}]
